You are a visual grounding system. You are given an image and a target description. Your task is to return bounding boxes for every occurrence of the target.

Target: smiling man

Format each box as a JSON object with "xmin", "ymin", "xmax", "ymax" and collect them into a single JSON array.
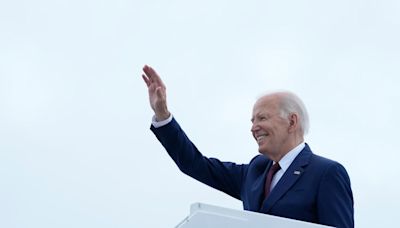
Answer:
[
  {"xmin": 142, "ymin": 65, "xmax": 354, "ymax": 228},
  {"xmin": 251, "ymin": 93, "xmax": 307, "ymax": 161}
]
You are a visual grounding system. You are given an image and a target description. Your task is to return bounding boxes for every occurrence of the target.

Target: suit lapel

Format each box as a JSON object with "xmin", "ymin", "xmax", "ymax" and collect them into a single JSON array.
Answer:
[
  {"xmin": 260, "ymin": 146, "xmax": 312, "ymax": 213},
  {"xmin": 249, "ymin": 159, "xmax": 272, "ymax": 211}
]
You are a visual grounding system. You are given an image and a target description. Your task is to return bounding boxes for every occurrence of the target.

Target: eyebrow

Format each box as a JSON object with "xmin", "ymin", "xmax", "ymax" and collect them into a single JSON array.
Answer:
[{"xmin": 251, "ymin": 112, "xmax": 269, "ymax": 122}]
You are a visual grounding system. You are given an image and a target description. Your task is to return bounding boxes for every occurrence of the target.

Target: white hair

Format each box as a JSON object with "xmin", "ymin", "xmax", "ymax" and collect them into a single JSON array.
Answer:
[{"xmin": 278, "ymin": 92, "xmax": 310, "ymax": 135}]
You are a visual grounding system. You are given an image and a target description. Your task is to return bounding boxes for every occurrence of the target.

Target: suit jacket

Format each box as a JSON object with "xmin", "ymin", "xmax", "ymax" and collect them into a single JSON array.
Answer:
[{"xmin": 151, "ymin": 118, "xmax": 354, "ymax": 228}]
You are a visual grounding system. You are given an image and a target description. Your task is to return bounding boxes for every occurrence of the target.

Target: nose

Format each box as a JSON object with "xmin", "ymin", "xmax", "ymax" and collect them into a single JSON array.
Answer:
[{"xmin": 251, "ymin": 122, "xmax": 259, "ymax": 134}]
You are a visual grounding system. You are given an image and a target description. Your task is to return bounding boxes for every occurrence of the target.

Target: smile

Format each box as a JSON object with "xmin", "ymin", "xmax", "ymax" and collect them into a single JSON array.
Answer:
[{"xmin": 256, "ymin": 134, "xmax": 269, "ymax": 143}]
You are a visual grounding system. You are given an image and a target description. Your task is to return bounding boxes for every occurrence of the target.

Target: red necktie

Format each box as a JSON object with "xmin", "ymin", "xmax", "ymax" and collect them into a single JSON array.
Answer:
[{"xmin": 264, "ymin": 162, "xmax": 281, "ymax": 198}]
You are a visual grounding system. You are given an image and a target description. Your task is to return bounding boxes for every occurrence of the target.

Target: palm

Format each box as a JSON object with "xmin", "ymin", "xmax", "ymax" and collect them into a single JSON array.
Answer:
[
  {"xmin": 142, "ymin": 65, "xmax": 169, "ymax": 120},
  {"xmin": 148, "ymin": 81, "xmax": 164, "ymax": 110}
]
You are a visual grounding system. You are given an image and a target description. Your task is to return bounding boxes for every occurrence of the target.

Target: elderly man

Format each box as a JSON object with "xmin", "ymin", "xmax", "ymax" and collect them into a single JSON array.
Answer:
[{"xmin": 142, "ymin": 65, "xmax": 354, "ymax": 228}]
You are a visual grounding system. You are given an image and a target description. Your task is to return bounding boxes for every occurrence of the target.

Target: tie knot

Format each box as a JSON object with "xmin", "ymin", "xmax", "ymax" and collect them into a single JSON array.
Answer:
[{"xmin": 270, "ymin": 162, "xmax": 281, "ymax": 175}]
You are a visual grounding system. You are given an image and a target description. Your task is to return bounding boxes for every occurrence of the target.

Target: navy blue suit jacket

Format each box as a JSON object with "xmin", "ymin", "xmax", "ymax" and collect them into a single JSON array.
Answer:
[{"xmin": 151, "ymin": 118, "xmax": 354, "ymax": 228}]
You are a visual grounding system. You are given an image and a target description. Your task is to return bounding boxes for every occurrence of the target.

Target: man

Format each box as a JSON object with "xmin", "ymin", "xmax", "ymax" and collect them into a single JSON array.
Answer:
[{"xmin": 142, "ymin": 65, "xmax": 354, "ymax": 227}]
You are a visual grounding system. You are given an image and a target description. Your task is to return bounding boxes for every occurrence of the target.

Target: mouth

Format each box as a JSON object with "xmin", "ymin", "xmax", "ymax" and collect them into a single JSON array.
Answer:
[{"xmin": 256, "ymin": 134, "xmax": 269, "ymax": 143}]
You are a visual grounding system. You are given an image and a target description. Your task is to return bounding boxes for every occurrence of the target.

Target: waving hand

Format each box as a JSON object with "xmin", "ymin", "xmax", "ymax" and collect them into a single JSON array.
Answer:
[{"xmin": 142, "ymin": 65, "xmax": 170, "ymax": 121}]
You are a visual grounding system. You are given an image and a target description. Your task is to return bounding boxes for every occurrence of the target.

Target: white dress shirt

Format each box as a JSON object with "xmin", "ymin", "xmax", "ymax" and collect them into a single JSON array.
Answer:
[{"xmin": 152, "ymin": 114, "xmax": 173, "ymax": 128}]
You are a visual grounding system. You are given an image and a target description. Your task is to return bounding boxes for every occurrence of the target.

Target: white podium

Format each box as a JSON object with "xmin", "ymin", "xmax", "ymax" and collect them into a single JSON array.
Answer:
[{"xmin": 175, "ymin": 203, "xmax": 333, "ymax": 228}]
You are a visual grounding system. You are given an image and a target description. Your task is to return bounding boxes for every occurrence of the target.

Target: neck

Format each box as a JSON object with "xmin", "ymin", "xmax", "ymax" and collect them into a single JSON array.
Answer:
[{"xmin": 269, "ymin": 136, "xmax": 304, "ymax": 162}]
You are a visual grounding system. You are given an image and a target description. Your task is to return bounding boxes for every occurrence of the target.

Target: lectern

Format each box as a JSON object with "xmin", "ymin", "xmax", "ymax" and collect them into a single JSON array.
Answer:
[{"xmin": 176, "ymin": 203, "xmax": 333, "ymax": 228}]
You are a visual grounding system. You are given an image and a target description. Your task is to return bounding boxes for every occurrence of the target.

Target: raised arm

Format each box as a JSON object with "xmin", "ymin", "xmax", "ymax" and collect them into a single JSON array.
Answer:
[
  {"xmin": 143, "ymin": 65, "xmax": 245, "ymax": 200},
  {"xmin": 142, "ymin": 65, "xmax": 170, "ymax": 121}
]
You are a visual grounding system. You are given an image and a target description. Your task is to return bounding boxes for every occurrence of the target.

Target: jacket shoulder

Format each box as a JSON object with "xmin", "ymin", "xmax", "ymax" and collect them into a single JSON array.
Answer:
[{"xmin": 247, "ymin": 154, "xmax": 270, "ymax": 173}]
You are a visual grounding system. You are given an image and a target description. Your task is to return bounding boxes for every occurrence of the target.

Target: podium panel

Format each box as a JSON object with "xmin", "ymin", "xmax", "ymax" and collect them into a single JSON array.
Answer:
[{"xmin": 176, "ymin": 203, "xmax": 333, "ymax": 228}]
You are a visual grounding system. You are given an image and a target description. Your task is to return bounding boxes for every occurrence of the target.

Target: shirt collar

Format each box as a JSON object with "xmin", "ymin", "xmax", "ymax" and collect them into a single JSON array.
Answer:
[{"xmin": 275, "ymin": 142, "xmax": 305, "ymax": 172}]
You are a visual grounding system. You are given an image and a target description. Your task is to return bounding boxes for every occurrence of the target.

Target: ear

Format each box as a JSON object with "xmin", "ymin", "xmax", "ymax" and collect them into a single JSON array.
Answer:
[{"xmin": 288, "ymin": 113, "xmax": 298, "ymax": 133}]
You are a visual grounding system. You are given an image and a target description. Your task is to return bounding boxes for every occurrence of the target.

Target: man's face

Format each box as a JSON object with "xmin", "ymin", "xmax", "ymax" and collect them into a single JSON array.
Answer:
[{"xmin": 251, "ymin": 95, "xmax": 291, "ymax": 158}]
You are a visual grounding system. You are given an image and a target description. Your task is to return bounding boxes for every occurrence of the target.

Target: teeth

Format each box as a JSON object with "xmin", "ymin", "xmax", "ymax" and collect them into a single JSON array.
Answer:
[{"xmin": 257, "ymin": 134, "xmax": 268, "ymax": 142}]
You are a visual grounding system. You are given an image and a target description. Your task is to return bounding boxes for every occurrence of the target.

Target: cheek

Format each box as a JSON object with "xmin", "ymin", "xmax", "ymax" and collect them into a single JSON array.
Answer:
[{"xmin": 261, "ymin": 122, "xmax": 273, "ymax": 129}]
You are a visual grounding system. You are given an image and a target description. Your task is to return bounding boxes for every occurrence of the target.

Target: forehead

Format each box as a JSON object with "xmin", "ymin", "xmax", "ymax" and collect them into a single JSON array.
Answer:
[{"xmin": 252, "ymin": 95, "xmax": 281, "ymax": 115}]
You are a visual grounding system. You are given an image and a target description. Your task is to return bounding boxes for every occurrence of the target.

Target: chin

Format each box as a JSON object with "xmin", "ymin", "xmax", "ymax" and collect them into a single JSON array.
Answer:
[
  {"xmin": 258, "ymin": 148, "xmax": 268, "ymax": 155},
  {"xmin": 258, "ymin": 148, "xmax": 272, "ymax": 158}
]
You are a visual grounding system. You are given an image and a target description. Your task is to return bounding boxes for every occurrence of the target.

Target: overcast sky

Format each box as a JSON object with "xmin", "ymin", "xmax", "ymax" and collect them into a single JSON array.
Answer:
[{"xmin": 1, "ymin": 0, "xmax": 399, "ymax": 227}]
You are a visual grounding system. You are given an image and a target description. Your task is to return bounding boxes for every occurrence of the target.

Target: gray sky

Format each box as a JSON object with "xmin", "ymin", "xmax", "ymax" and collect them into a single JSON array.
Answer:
[{"xmin": 1, "ymin": 0, "xmax": 399, "ymax": 227}]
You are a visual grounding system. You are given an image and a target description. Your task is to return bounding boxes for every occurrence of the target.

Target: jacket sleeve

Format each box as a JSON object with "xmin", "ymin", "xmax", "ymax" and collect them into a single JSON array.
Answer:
[
  {"xmin": 150, "ymin": 117, "xmax": 247, "ymax": 200},
  {"xmin": 317, "ymin": 162, "xmax": 354, "ymax": 228}
]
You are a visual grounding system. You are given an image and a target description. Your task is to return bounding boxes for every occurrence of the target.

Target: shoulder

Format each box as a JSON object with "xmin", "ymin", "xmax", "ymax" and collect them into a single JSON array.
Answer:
[
  {"xmin": 306, "ymin": 152, "xmax": 351, "ymax": 187},
  {"xmin": 310, "ymin": 153, "xmax": 348, "ymax": 172},
  {"xmin": 303, "ymin": 144, "xmax": 345, "ymax": 170},
  {"xmin": 310, "ymin": 153, "xmax": 340, "ymax": 167},
  {"xmin": 249, "ymin": 154, "xmax": 270, "ymax": 166},
  {"xmin": 309, "ymin": 154, "xmax": 354, "ymax": 227},
  {"xmin": 301, "ymin": 145, "xmax": 351, "ymax": 181},
  {"xmin": 246, "ymin": 154, "xmax": 271, "ymax": 173}
]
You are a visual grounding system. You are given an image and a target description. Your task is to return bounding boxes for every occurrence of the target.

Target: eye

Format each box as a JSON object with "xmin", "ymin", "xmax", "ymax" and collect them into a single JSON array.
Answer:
[{"xmin": 252, "ymin": 114, "xmax": 269, "ymax": 123}]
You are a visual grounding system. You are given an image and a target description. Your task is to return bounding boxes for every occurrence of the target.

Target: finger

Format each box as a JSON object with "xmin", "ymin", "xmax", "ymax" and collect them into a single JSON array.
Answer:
[
  {"xmin": 143, "ymin": 65, "xmax": 164, "ymax": 86},
  {"xmin": 142, "ymin": 65, "xmax": 153, "ymax": 78},
  {"xmin": 142, "ymin": 65, "xmax": 157, "ymax": 84},
  {"xmin": 142, "ymin": 74, "xmax": 151, "ymax": 87}
]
